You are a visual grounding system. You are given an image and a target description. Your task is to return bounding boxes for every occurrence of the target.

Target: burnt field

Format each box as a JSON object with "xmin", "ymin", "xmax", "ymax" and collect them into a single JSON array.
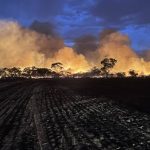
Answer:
[{"xmin": 0, "ymin": 78, "xmax": 150, "ymax": 150}]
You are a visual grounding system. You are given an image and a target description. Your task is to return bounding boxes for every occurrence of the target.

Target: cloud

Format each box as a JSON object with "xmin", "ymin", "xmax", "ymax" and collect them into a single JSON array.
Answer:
[
  {"xmin": 0, "ymin": 0, "xmax": 65, "ymax": 22},
  {"xmin": 119, "ymin": 25, "xmax": 150, "ymax": 52},
  {"xmin": 54, "ymin": 0, "xmax": 101, "ymax": 42},
  {"xmin": 90, "ymin": 0, "xmax": 150, "ymax": 27}
]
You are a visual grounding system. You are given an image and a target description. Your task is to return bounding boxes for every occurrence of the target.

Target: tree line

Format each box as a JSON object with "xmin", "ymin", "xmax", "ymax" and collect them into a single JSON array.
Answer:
[{"xmin": 0, "ymin": 58, "xmax": 140, "ymax": 78}]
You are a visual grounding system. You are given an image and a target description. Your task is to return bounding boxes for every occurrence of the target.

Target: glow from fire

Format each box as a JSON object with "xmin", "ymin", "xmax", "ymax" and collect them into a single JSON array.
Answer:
[
  {"xmin": 48, "ymin": 47, "xmax": 90, "ymax": 73},
  {"xmin": 0, "ymin": 20, "xmax": 150, "ymax": 76},
  {"xmin": 97, "ymin": 31, "xmax": 150, "ymax": 75}
]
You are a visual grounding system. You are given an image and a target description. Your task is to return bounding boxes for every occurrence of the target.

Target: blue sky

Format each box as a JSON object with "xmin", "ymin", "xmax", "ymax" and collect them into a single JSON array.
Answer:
[{"xmin": 0, "ymin": 0, "xmax": 150, "ymax": 51}]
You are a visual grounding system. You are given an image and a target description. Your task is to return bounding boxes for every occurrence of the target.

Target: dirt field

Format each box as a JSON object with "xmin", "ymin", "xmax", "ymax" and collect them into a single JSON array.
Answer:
[{"xmin": 0, "ymin": 78, "xmax": 150, "ymax": 150}]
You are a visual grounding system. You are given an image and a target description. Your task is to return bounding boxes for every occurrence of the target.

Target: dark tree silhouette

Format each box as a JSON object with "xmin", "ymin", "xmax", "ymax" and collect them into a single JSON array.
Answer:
[
  {"xmin": 23, "ymin": 67, "xmax": 36, "ymax": 78},
  {"xmin": 116, "ymin": 72, "xmax": 126, "ymax": 78},
  {"xmin": 51, "ymin": 62, "xmax": 64, "ymax": 77},
  {"xmin": 90, "ymin": 67, "xmax": 101, "ymax": 77},
  {"xmin": 101, "ymin": 58, "xmax": 117, "ymax": 77},
  {"xmin": 21, "ymin": 67, "xmax": 53, "ymax": 78},
  {"xmin": 8, "ymin": 67, "xmax": 21, "ymax": 77},
  {"xmin": 0, "ymin": 68, "xmax": 9, "ymax": 78},
  {"xmin": 129, "ymin": 70, "xmax": 138, "ymax": 77},
  {"xmin": 36, "ymin": 68, "xmax": 51, "ymax": 78},
  {"xmin": 51, "ymin": 62, "xmax": 63, "ymax": 70}
]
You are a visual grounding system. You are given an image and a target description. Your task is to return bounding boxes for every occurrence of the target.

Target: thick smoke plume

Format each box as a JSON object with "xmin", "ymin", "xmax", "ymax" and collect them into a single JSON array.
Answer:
[
  {"xmin": 0, "ymin": 20, "xmax": 150, "ymax": 75},
  {"xmin": 73, "ymin": 35, "xmax": 98, "ymax": 54},
  {"xmin": 30, "ymin": 21, "xmax": 64, "ymax": 57},
  {"xmin": 49, "ymin": 47, "xmax": 90, "ymax": 73},
  {"xmin": 97, "ymin": 30, "xmax": 150, "ymax": 75},
  {"xmin": 0, "ymin": 20, "xmax": 44, "ymax": 67},
  {"xmin": 0, "ymin": 20, "xmax": 90, "ymax": 73}
]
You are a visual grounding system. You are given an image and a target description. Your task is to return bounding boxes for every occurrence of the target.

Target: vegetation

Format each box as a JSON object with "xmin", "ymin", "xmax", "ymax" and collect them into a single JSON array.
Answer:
[
  {"xmin": 129, "ymin": 70, "xmax": 138, "ymax": 77},
  {"xmin": 116, "ymin": 72, "xmax": 126, "ymax": 78},
  {"xmin": 100, "ymin": 58, "xmax": 117, "ymax": 77},
  {"xmin": 51, "ymin": 62, "xmax": 63, "ymax": 72},
  {"xmin": 0, "ymin": 58, "xmax": 142, "ymax": 78}
]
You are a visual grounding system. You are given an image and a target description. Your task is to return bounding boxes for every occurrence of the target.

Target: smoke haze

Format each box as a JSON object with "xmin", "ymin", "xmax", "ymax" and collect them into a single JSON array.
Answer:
[{"xmin": 0, "ymin": 20, "xmax": 150, "ymax": 74}]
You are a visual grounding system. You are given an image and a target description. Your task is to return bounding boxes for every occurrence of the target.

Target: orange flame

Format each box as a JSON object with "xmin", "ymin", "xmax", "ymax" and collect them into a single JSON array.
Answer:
[{"xmin": 0, "ymin": 20, "xmax": 150, "ymax": 75}]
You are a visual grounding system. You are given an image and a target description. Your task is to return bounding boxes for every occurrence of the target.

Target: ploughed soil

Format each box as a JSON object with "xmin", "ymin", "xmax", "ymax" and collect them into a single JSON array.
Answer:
[{"xmin": 0, "ymin": 78, "xmax": 150, "ymax": 150}]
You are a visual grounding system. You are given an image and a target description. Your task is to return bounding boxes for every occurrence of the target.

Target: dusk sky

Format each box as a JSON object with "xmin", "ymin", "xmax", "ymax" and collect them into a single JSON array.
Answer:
[{"xmin": 0, "ymin": 0, "xmax": 150, "ymax": 51}]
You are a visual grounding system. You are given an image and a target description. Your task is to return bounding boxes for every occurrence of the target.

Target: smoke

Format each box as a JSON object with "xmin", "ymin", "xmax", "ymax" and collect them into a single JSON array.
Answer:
[
  {"xmin": 99, "ymin": 28, "xmax": 118, "ymax": 41},
  {"xmin": 0, "ymin": 20, "xmax": 45, "ymax": 67},
  {"xmin": 0, "ymin": 20, "xmax": 150, "ymax": 75},
  {"xmin": 30, "ymin": 20, "xmax": 56, "ymax": 36},
  {"xmin": 48, "ymin": 47, "xmax": 90, "ymax": 73},
  {"xmin": 73, "ymin": 35, "xmax": 98, "ymax": 54},
  {"xmin": 138, "ymin": 50, "xmax": 150, "ymax": 62},
  {"xmin": 30, "ymin": 21, "xmax": 64, "ymax": 57},
  {"xmin": 0, "ymin": 20, "xmax": 90, "ymax": 72},
  {"xmin": 97, "ymin": 30, "xmax": 150, "ymax": 74}
]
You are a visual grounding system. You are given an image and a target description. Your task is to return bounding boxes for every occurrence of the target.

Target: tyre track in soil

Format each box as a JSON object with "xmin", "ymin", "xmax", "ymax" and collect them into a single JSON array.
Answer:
[
  {"xmin": 45, "ymin": 87, "xmax": 77, "ymax": 150},
  {"xmin": 38, "ymin": 86, "xmax": 63, "ymax": 150},
  {"xmin": 0, "ymin": 82, "xmax": 39, "ymax": 150},
  {"xmin": 0, "ymin": 85, "xmax": 29, "ymax": 121},
  {"xmin": 33, "ymin": 85, "xmax": 70, "ymax": 150},
  {"xmin": 31, "ymin": 85, "xmax": 100, "ymax": 150},
  {"xmin": 0, "ymin": 82, "xmax": 30, "ymax": 109},
  {"xmin": 30, "ymin": 86, "xmax": 51, "ymax": 150},
  {"xmin": 45, "ymin": 87, "xmax": 101, "ymax": 150}
]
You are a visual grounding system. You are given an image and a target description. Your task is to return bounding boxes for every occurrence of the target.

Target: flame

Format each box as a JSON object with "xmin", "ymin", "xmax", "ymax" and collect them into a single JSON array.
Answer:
[
  {"xmin": 97, "ymin": 31, "xmax": 150, "ymax": 75},
  {"xmin": 47, "ymin": 47, "xmax": 90, "ymax": 73},
  {"xmin": 0, "ymin": 20, "xmax": 150, "ymax": 75}
]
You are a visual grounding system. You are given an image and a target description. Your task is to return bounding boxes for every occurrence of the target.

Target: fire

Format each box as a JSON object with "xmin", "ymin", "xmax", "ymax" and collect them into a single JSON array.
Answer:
[
  {"xmin": 97, "ymin": 31, "xmax": 150, "ymax": 75},
  {"xmin": 0, "ymin": 20, "xmax": 90, "ymax": 73},
  {"xmin": 48, "ymin": 47, "xmax": 90, "ymax": 73},
  {"xmin": 0, "ymin": 20, "xmax": 150, "ymax": 76}
]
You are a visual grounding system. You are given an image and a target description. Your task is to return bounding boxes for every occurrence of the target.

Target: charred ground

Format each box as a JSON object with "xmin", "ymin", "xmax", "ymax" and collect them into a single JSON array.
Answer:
[{"xmin": 0, "ymin": 78, "xmax": 150, "ymax": 150}]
